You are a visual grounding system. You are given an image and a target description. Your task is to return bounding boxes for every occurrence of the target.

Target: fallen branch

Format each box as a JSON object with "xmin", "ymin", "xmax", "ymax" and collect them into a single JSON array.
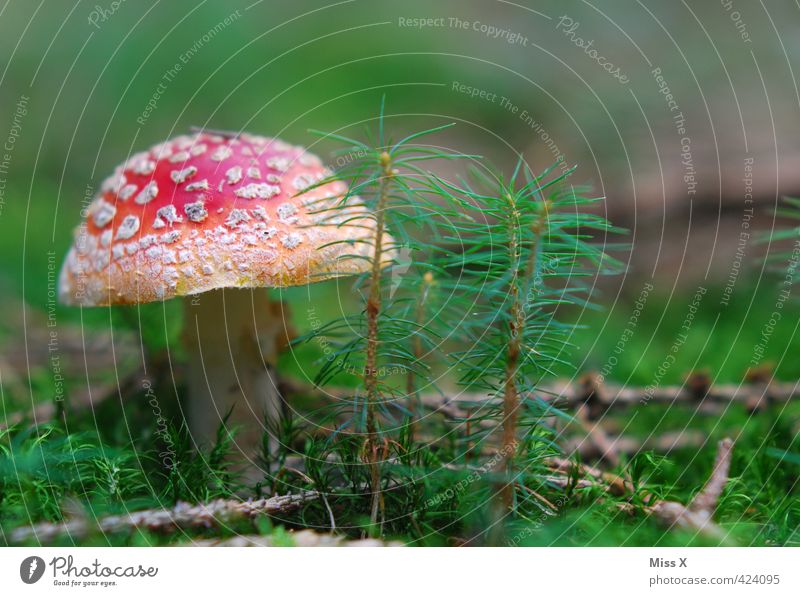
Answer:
[
  {"xmin": 547, "ymin": 457, "xmax": 633, "ymax": 496},
  {"xmin": 413, "ymin": 374, "xmax": 800, "ymax": 418},
  {"xmin": 183, "ymin": 530, "xmax": 401, "ymax": 547},
  {"xmin": 1, "ymin": 377, "xmax": 131, "ymax": 430},
  {"xmin": 649, "ymin": 438, "xmax": 734, "ymax": 539},
  {"xmin": 20, "ymin": 366, "xmax": 789, "ymax": 433},
  {"xmin": 9, "ymin": 492, "xmax": 317, "ymax": 544},
  {"xmin": 563, "ymin": 429, "xmax": 707, "ymax": 460},
  {"xmin": 1, "ymin": 360, "xmax": 160, "ymax": 431},
  {"xmin": 544, "ymin": 373, "xmax": 799, "ymax": 411},
  {"xmin": 551, "ymin": 438, "xmax": 736, "ymax": 541},
  {"xmin": 574, "ymin": 405, "xmax": 620, "ymax": 466}
]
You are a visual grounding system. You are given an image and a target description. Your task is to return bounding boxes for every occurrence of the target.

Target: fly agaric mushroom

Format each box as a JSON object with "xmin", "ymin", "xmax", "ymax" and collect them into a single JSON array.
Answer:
[{"xmin": 59, "ymin": 130, "xmax": 394, "ymax": 467}]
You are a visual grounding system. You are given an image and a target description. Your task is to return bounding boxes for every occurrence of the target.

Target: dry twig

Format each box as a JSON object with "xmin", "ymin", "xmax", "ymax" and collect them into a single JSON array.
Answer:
[
  {"xmin": 564, "ymin": 429, "xmax": 707, "ymax": 460},
  {"xmin": 9, "ymin": 492, "xmax": 317, "ymax": 544},
  {"xmin": 550, "ymin": 438, "xmax": 736, "ymax": 540},
  {"xmin": 574, "ymin": 405, "xmax": 621, "ymax": 466},
  {"xmin": 649, "ymin": 438, "xmax": 734, "ymax": 539},
  {"xmin": 184, "ymin": 530, "xmax": 401, "ymax": 547}
]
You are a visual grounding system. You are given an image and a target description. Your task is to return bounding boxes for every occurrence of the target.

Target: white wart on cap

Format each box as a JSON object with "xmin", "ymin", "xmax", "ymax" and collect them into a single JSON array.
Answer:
[{"xmin": 59, "ymin": 132, "xmax": 393, "ymax": 305}]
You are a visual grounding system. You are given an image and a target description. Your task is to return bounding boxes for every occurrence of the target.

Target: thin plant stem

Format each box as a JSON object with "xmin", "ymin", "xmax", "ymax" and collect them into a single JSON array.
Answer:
[
  {"xmin": 365, "ymin": 150, "xmax": 393, "ymax": 530},
  {"xmin": 501, "ymin": 197, "xmax": 548, "ymax": 509},
  {"xmin": 501, "ymin": 193, "xmax": 523, "ymax": 509}
]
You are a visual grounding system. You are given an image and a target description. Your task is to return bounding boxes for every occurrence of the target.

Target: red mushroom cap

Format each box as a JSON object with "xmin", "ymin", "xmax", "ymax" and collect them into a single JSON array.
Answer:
[{"xmin": 59, "ymin": 132, "xmax": 393, "ymax": 305}]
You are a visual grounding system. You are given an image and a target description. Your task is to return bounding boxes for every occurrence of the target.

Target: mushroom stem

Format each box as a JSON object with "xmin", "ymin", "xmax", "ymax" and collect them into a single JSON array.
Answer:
[{"xmin": 182, "ymin": 288, "xmax": 286, "ymax": 475}]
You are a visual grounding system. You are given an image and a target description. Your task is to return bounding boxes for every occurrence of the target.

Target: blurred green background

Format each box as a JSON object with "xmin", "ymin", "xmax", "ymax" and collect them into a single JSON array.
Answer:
[
  {"xmin": 1, "ymin": 0, "xmax": 799, "ymax": 548},
  {"xmin": 1, "ymin": 0, "xmax": 799, "ymax": 405}
]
